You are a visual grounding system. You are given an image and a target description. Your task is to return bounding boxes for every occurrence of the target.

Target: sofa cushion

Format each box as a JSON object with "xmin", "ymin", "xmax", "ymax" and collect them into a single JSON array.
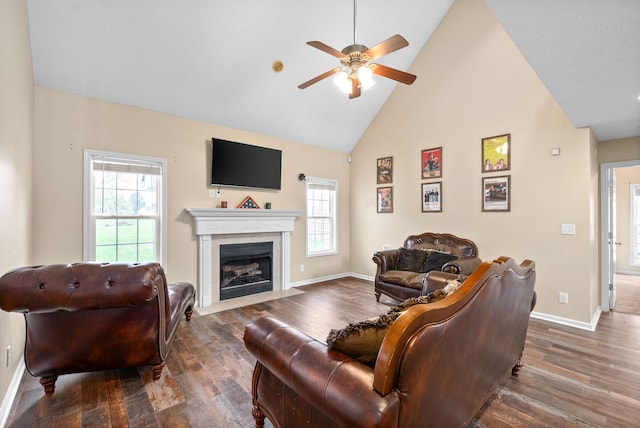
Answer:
[
  {"xmin": 326, "ymin": 280, "xmax": 462, "ymax": 367},
  {"xmin": 420, "ymin": 251, "xmax": 458, "ymax": 273},
  {"xmin": 396, "ymin": 247, "xmax": 429, "ymax": 272},
  {"xmin": 380, "ymin": 270, "xmax": 422, "ymax": 288}
]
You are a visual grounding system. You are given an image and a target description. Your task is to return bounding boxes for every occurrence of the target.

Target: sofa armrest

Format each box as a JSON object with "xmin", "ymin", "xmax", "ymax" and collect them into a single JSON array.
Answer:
[
  {"xmin": 244, "ymin": 317, "xmax": 400, "ymax": 427},
  {"xmin": 372, "ymin": 250, "xmax": 398, "ymax": 277},
  {"xmin": 442, "ymin": 256, "xmax": 482, "ymax": 275},
  {"xmin": 422, "ymin": 271, "xmax": 463, "ymax": 295}
]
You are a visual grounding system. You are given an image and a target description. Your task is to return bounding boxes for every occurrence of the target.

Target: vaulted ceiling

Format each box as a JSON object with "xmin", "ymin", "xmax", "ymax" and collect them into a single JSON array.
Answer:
[{"xmin": 27, "ymin": 0, "xmax": 640, "ymax": 153}]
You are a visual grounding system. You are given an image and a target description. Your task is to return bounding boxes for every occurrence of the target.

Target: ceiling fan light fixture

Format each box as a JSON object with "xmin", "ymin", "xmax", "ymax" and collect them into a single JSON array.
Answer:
[
  {"xmin": 334, "ymin": 69, "xmax": 352, "ymax": 94},
  {"xmin": 358, "ymin": 66, "xmax": 375, "ymax": 90}
]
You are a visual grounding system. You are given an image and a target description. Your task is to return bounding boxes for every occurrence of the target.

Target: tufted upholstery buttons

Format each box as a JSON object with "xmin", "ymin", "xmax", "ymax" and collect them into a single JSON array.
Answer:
[
  {"xmin": 106, "ymin": 279, "xmax": 115, "ymax": 288},
  {"xmin": 39, "ymin": 283, "xmax": 46, "ymax": 290}
]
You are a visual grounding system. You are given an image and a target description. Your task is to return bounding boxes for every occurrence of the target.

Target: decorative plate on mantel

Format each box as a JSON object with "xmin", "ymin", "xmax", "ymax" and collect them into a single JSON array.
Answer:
[{"xmin": 237, "ymin": 196, "xmax": 260, "ymax": 209}]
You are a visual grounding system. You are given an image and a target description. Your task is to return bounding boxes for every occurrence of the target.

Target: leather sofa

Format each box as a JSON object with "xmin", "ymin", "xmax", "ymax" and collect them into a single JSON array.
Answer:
[
  {"xmin": 244, "ymin": 256, "xmax": 536, "ymax": 428},
  {"xmin": 0, "ymin": 262, "xmax": 196, "ymax": 394},
  {"xmin": 372, "ymin": 232, "xmax": 481, "ymax": 302}
]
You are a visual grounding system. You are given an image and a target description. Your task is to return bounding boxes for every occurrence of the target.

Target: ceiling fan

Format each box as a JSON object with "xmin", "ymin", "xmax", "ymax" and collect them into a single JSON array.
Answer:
[{"xmin": 298, "ymin": 0, "xmax": 417, "ymax": 99}]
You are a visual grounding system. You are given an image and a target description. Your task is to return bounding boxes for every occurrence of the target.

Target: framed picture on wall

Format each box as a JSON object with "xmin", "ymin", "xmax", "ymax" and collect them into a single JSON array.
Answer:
[
  {"xmin": 482, "ymin": 134, "xmax": 510, "ymax": 172},
  {"xmin": 421, "ymin": 182, "xmax": 442, "ymax": 212},
  {"xmin": 482, "ymin": 175, "xmax": 510, "ymax": 212},
  {"xmin": 377, "ymin": 156, "xmax": 393, "ymax": 184},
  {"xmin": 377, "ymin": 187, "xmax": 393, "ymax": 213},
  {"xmin": 421, "ymin": 147, "xmax": 442, "ymax": 179}
]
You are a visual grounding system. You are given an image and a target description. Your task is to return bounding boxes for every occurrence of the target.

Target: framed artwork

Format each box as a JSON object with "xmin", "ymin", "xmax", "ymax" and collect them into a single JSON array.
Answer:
[
  {"xmin": 421, "ymin": 147, "xmax": 442, "ymax": 179},
  {"xmin": 422, "ymin": 182, "xmax": 442, "ymax": 212},
  {"xmin": 482, "ymin": 134, "xmax": 510, "ymax": 172},
  {"xmin": 482, "ymin": 175, "xmax": 510, "ymax": 212},
  {"xmin": 377, "ymin": 187, "xmax": 393, "ymax": 213},
  {"xmin": 377, "ymin": 156, "xmax": 393, "ymax": 184}
]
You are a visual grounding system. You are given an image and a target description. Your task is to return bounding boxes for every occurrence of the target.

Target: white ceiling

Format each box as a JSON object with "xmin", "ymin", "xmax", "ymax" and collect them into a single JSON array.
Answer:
[{"xmin": 27, "ymin": 0, "xmax": 640, "ymax": 153}]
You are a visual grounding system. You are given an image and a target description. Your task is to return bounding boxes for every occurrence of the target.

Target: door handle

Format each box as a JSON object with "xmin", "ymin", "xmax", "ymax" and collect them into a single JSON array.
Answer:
[{"xmin": 615, "ymin": 242, "xmax": 622, "ymax": 245}]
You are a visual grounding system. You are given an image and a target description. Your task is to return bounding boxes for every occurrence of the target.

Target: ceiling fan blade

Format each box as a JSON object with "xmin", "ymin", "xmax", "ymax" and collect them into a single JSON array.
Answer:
[
  {"xmin": 306, "ymin": 41, "xmax": 345, "ymax": 58},
  {"xmin": 364, "ymin": 34, "xmax": 409, "ymax": 60},
  {"xmin": 349, "ymin": 78, "xmax": 361, "ymax": 99},
  {"xmin": 372, "ymin": 63, "xmax": 417, "ymax": 85},
  {"xmin": 298, "ymin": 68, "xmax": 340, "ymax": 89}
]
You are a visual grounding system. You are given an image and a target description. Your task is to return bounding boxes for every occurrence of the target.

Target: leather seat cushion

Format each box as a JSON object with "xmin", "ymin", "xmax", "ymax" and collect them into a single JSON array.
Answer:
[{"xmin": 379, "ymin": 271, "xmax": 427, "ymax": 290}]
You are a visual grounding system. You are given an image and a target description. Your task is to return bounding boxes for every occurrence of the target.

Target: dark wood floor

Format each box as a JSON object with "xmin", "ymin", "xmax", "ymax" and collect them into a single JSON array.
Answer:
[{"xmin": 5, "ymin": 276, "xmax": 640, "ymax": 427}]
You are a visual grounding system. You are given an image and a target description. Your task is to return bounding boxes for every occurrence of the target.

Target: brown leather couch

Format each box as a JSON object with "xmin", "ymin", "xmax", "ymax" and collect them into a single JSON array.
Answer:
[
  {"xmin": 0, "ymin": 262, "xmax": 196, "ymax": 394},
  {"xmin": 372, "ymin": 232, "xmax": 481, "ymax": 302},
  {"xmin": 244, "ymin": 256, "xmax": 536, "ymax": 428}
]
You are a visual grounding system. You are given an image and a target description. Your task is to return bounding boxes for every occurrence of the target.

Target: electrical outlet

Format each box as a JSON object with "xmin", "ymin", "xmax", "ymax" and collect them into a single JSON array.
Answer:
[
  {"xmin": 209, "ymin": 189, "xmax": 216, "ymax": 198},
  {"xmin": 216, "ymin": 189, "xmax": 222, "ymax": 198},
  {"xmin": 300, "ymin": 264, "xmax": 305, "ymax": 272},
  {"xmin": 559, "ymin": 292, "xmax": 569, "ymax": 304}
]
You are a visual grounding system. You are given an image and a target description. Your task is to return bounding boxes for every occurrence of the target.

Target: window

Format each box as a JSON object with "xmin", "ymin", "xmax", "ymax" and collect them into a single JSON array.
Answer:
[
  {"xmin": 83, "ymin": 150, "xmax": 167, "ymax": 266},
  {"xmin": 305, "ymin": 177, "xmax": 337, "ymax": 256},
  {"xmin": 631, "ymin": 183, "xmax": 640, "ymax": 266}
]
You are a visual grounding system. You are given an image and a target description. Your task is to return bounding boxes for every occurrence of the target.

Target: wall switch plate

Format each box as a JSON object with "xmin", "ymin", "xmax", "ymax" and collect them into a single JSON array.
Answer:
[
  {"xmin": 300, "ymin": 264, "xmax": 304, "ymax": 272},
  {"xmin": 209, "ymin": 189, "xmax": 216, "ymax": 198},
  {"xmin": 561, "ymin": 224, "xmax": 576, "ymax": 235}
]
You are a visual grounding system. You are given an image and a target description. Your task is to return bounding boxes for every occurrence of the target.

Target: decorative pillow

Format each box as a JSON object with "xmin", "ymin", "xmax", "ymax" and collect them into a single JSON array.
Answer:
[
  {"xmin": 326, "ymin": 279, "xmax": 462, "ymax": 368},
  {"xmin": 326, "ymin": 312, "xmax": 401, "ymax": 368},
  {"xmin": 420, "ymin": 252, "xmax": 458, "ymax": 273},
  {"xmin": 388, "ymin": 279, "xmax": 462, "ymax": 314},
  {"xmin": 396, "ymin": 247, "xmax": 429, "ymax": 272}
]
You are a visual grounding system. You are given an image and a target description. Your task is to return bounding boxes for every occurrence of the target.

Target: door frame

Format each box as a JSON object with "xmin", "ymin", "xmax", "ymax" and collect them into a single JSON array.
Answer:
[{"xmin": 600, "ymin": 159, "xmax": 640, "ymax": 311}]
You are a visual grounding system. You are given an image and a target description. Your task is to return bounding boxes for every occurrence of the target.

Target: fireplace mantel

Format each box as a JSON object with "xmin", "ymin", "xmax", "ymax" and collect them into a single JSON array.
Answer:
[{"xmin": 185, "ymin": 208, "xmax": 303, "ymax": 306}]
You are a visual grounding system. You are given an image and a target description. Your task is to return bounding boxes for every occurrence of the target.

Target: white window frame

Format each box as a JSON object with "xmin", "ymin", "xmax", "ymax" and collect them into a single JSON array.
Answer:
[
  {"xmin": 83, "ymin": 149, "xmax": 168, "ymax": 268},
  {"xmin": 631, "ymin": 182, "xmax": 640, "ymax": 266},
  {"xmin": 305, "ymin": 177, "xmax": 338, "ymax": 257}
]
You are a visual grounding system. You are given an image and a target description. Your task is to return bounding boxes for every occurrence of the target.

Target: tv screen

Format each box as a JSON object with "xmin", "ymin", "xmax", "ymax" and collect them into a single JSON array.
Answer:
[{"xmin": 211, "ymin": 138, "xmax": 282, "ymax": 190}]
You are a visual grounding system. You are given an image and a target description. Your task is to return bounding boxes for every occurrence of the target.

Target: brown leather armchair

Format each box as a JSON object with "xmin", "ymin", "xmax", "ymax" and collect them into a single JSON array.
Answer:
[
  {"xmin": 244, "ymin": 257, "xmax": 536, "ymax": 428},
  {"xmin": 0, "ymin": 262, "xmax": 196, "ymax": 394},
  {"xmin": 372, "ymin": 232, "xmax": 481, "ymax": 302}
]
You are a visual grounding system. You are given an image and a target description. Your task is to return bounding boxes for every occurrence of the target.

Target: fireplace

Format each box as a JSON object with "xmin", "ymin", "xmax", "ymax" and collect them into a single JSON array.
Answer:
[
  {"xmin": 219, "ymin": 242, "xmax": 273, "ymax": 300},
  {"xmin": 185, "ymin": 208, "xmax": 302, "ymax": 307}
]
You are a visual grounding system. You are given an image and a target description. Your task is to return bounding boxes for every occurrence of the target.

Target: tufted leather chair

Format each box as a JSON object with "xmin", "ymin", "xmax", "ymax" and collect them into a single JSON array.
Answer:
[{"xmin": 0, "ymin": 262, "xmax": 196, "ymax": 394}]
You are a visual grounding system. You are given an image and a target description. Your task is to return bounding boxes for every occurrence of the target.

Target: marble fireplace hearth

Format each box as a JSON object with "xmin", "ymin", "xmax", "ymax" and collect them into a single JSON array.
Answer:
[{"xmin": 185, "ymin": 208, "xmax": 303, "ymax": 308}]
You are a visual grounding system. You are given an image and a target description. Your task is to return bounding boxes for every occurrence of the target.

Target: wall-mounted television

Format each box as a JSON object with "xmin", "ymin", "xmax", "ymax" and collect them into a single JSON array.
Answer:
[{"xmin": 211, "ymin": 138, "xmax": 282, "ymax": 190}]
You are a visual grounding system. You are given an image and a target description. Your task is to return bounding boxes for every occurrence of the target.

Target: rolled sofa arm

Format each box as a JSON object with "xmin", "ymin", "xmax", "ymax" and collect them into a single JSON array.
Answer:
[
  {"xmin": 422, "ymin": 271, "xmax": 464, "ymax": 295},
  {"xmin": 244, "ymin": 317, "xmax": 400, "ymax": 427},
  {"xmin": 372, "ymin": 250, "xmax": 399, "ymax": 276},
  {"xmin": 442, "ymin": 256, "xmax": 482, "ymax": 275}
]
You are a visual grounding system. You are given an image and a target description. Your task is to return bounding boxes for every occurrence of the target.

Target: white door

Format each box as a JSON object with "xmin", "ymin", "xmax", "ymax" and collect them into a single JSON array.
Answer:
[{"xmin": 607, "ymin": 167, "xmax": 617, "ymax": 310}]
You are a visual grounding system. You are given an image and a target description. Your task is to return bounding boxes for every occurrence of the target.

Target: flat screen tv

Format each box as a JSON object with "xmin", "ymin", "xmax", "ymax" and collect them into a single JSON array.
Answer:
[{"xmin": 211, "ymin": 138, "xmax": 282, "ymax": 190}]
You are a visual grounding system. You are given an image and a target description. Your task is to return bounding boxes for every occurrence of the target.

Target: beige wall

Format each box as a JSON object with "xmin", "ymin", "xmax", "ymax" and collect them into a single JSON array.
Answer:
[
  {"xmin": 32, "ymin": 88, "xmax": 351, "ymax": 287},
  {"xmin": 350, "ymin": 0, "xmax": 598, "ymax": 323},
  {"xmin": 0, "ymin": 0, "xmax": 32, "ymax": 413},
  {"xmin": 614, "ymin": 165, "xmax": 640, "ymax": 274},
  {"xmin": 598, "ymin": 137, "xmax": 640, "ymax": 164}
]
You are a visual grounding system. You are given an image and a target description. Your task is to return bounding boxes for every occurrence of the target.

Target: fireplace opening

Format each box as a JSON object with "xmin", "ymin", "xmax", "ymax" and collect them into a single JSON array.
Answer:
[{"xmin": 219, "ymin": 241, "xmax": 273, "ymax": 300}]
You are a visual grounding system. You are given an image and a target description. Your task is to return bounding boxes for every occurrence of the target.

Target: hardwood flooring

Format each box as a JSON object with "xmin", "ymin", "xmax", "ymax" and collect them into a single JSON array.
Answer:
[
  {"xmin": 614, "ymin": 273, "xmax": 640, "ymax": 316},
  {"xmin": 5, "ymin": 277, "xmax": 640, "ymax": 427}
]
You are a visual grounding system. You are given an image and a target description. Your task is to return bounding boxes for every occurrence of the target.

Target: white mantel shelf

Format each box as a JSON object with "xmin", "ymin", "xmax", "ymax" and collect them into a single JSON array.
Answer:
[{"xmin": 185, "ymin": 208, "xmax": 303, "ymax": 306}]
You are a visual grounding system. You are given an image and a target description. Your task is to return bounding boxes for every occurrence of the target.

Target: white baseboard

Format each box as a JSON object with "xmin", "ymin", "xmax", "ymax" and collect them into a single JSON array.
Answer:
[
  {"xmin": 531, "ymin": 307, "xmax": 601, "ymax": 332},
  {"xmin": 0, "ymin": 358, "xmax": 25, "ymax": 428}
]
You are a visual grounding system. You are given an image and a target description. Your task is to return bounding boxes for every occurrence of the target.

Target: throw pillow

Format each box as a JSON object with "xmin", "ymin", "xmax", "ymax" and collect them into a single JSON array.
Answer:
[
  {"xmin": 326, "ymin": 312, "xmax": 401, "ymax": 368},
  {"xmin": 420, "ymin": 252, "xmax": 458, "ymax": 273},
  {"xmin": 388, "ymin": 279, "xmax": 462, "ymax": 314},
  {"xmin": 396, "ymin": 247, "xmax": 429, "ymax": 272}
]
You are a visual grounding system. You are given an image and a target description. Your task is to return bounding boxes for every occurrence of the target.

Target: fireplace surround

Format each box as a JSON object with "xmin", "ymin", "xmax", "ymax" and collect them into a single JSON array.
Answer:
[{"xmin": 186, "ymin": 208, "xmax": 303, "ymax": 307}]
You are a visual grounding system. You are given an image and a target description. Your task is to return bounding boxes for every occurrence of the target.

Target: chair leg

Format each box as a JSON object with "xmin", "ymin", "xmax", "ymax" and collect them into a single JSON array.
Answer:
[
  {"xmin": 185, "ymin": 306, "xmax": 193, "ymax": 321},
  {"xmin": 375, "ymin": 291, "xmax": 381, "ymax": 302},
  {"xmin": 252, "ymin": 405, "xmax": 265, "ymax": 428},
  {"xmin": 511, "ymin": 358, "xmax": 524, "ymax": 376},
  {"xmin": 40, "ymin": 375, "xmax": 58, "ymax": 395},
  {"xmin": 152, "ymin": 362, "xmax": 165, "ymax": 380}
]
